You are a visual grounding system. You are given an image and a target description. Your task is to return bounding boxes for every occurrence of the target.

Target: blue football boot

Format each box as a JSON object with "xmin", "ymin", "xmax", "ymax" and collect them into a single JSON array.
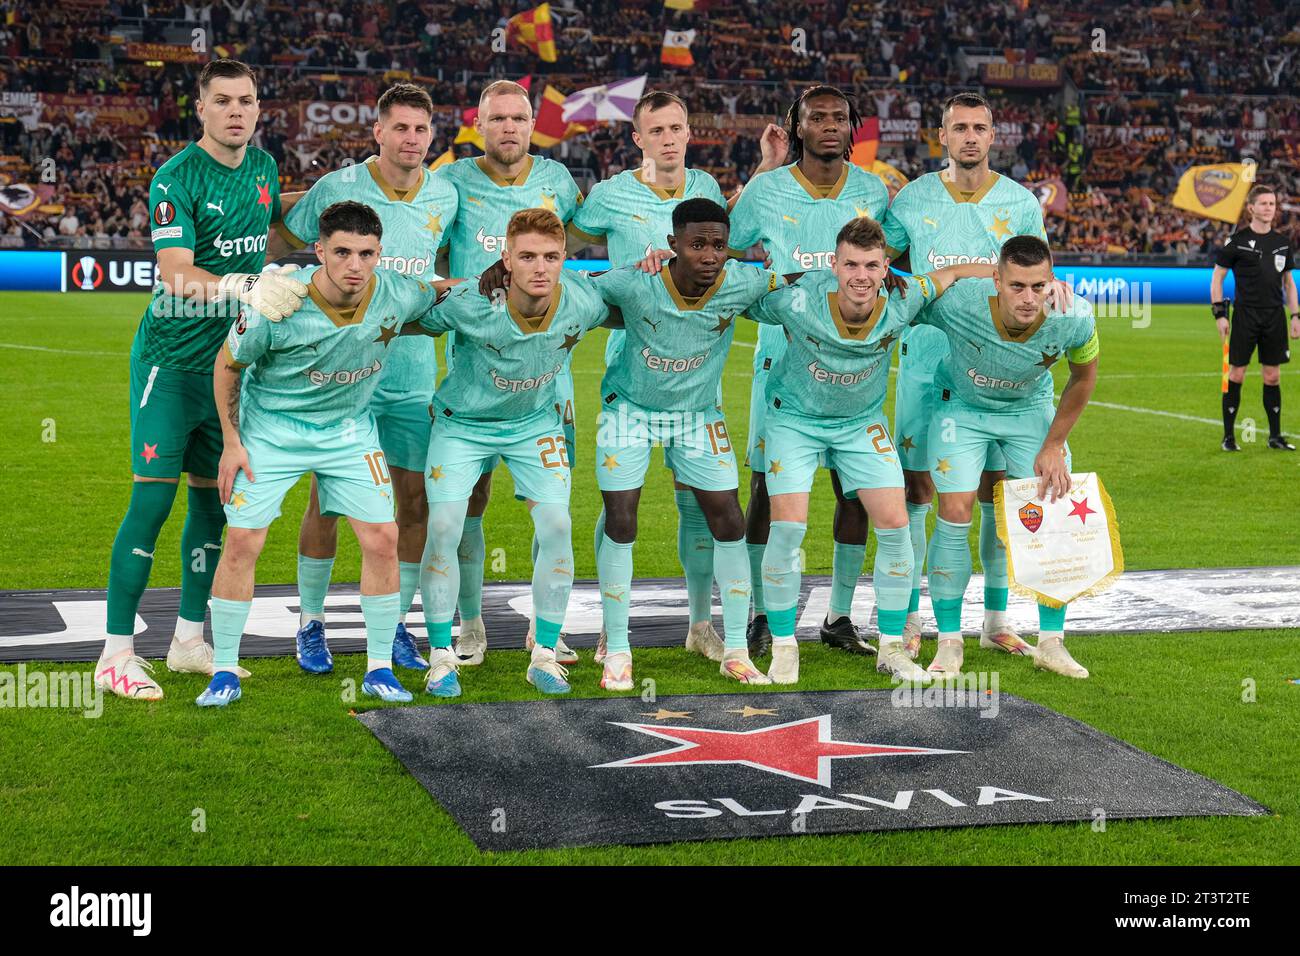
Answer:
[
  {"xmin": 392, "ymin": 622, "xmax": 429, "ymax": 670},
  {"xmin": 424, "ymin": 647, "xmax": 462, "ymax": 698},
  {"xmin": 296, "ymin": 620, "xmax": 333, "ymax": 674},
  {"xmin": 362, "ymin": 667, "xmax": 414, "ymax": 703},
  {"xmin": 196, "ymin": 671, "xmax": 242, "ymax": 708}
]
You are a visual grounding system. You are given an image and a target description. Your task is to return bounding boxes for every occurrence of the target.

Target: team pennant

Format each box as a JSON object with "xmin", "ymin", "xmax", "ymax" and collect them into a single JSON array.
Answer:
[{"xmin": 994, "ymin": 472, "xmax": 1124, "ymax": 608}]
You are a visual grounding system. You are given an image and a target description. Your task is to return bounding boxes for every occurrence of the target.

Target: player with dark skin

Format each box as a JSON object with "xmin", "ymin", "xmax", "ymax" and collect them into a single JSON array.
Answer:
[
  {"xmin": 735, "ymin": 91, "xmax": 876, "ymax": 657},
  {"xmin": 601, "ymin": 220, "xmax": 750, "ymax": 548}
]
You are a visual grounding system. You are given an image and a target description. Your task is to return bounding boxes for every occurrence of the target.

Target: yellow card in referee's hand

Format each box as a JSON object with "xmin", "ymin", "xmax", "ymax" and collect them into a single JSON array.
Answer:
[{"xmin": 993, "ymin": 472, "xmax": 1124, "ymax": 609}]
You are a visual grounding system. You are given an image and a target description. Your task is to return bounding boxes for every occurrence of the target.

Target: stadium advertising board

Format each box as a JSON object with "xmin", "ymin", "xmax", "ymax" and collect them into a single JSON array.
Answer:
[{"xmin": 0, "ymin": 251, "xmax": 1250, "ymax": 303}]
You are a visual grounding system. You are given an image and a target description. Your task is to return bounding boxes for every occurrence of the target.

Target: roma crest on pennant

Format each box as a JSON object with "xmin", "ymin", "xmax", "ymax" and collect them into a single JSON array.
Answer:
[{"xmin": 994, "ymin": 472, "xmax": 1123, "ymax": 608}]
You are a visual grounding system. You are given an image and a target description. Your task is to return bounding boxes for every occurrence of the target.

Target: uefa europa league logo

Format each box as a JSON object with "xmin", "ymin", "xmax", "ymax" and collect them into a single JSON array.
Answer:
[{"xmin": 78, "ymin": 255, "xmax": 97, "ymax": 291}]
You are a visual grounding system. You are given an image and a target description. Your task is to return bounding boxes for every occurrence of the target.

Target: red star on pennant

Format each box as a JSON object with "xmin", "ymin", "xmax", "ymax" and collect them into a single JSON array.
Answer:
[
  {"xmin": 140, "ymin": 442, "xmax": 158, "ymax": 463},
  {"xmin": 594, "ymin": 714, "xmax": 964, "ymax": 787},
  {"xmin": 256, "ymin": 183, "xmax": 271, "ymax": 208},
  {"xmin": 1068, "ymin": 497, "xmax": 1096, "ymax": 524}
]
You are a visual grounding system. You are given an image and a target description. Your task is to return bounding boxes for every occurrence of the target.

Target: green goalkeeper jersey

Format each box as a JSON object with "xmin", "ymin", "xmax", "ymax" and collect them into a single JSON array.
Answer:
[
  {"xmin": 728, "ymin": 162, "xmax": 889, "ymax": 374},
  {"xmin": 883, "ymin": 171, "xmax": 1047, "ymax": 386},
  {"xmin": 278, "ymin": 157, "xmax": 458, "ymax": 397},
  {"xmin": 222, "ymin": 266, "xmax": 434, "ymax": 429},
  {"xmin": 137, "ymin": 141, "xmax": 282, "ymax": 372},
  {"xmin": 914, "ymin": 277, "xmax": 1098, "ymax": 412},
  {"xmin": 593, "ymin": 261, "xmax": 782, "ymax": 412},
  {"xmin": 417, "ymin": 272, "xmax": 609, "ymax": 426},
  {"xmin": 747, "ymin": 269, "xmax": 938, "ymax": 421}
]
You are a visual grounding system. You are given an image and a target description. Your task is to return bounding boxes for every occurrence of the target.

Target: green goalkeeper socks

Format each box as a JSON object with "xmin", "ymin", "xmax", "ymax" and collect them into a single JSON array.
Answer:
[
  {"xmin": 178, "ymin": 486, "xmax": 224, "ymax": 626},
  {"xmin": 107, "ymin": 481, "xmax": 178, "ymax": 636}
]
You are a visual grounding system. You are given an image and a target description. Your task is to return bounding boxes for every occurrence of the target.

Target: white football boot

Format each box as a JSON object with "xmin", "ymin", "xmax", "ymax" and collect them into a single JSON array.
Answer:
[
  {"xmin": 877, "ymin": 642, "xmax": 932, "ymax": 683},
  {"xmin": 454, "ymin": 617, "xmax": 488, "ymax": 666},
  {"xmin": 1034, "ymin": 637, "xmax": 1089, "ymax": 679},
  {"xmin": 684, "ymin": 621, "xmax": 725, "ymax": 662},
  {"xmin": 95, "ymin": 651, "xmax": 164, "ymax": 701},
  {"xmin": 767, "ymin": 643, "xmax": 799, "ymax": 684},
  {"xmin": 926, "ymin": 638, "xmax": 965, "ymax": 676},
  {"xmin": 166, "ymin": 637, "xmax": 250, "ymax": 677}
]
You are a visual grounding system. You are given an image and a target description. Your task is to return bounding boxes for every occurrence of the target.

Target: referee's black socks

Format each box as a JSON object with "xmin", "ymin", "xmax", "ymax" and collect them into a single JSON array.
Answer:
[
  {"xmin": 1263, "ymin": 383, "xmax": 1282, "ymax": 438},
  {"xmin": 1222, "ymin": 379, "xmax": 1242, "ymax": 439}
]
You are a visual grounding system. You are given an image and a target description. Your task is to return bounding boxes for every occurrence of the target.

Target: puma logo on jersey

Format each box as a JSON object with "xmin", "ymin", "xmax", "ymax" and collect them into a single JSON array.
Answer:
[
  {"xmin": 782, "ymin": 214, "xmax": 799, "ymax": 224},
  {"xmin": 206, "ymin": 200, "xmax": 225, "ymax": 216},
  {"xmin": 466, "ymin": 195, "xmax": 482, "ymax": 205},
  {"xmin": 790, "ymin": 244, "xmax": 835, "ymax": 269},
  {"xmin": 968, "ymin": 340, "xmax": 984, "ymax": 354},
  {"xmin": 131, "ymin": 548, "xmax": 155, "ymax": 559},
  {"xmin": 157, "ymin": 183, "xmax": 171, "ymax": 194},
  {"xmin": 304, "ymin": 359, "xmax": 382, "ymax": 386},
  {"xmin": 923, "ymin": 217, "xmax": 938, "ymax": 227},
  {"xmin": 806, "ymin": 334, "xmax": 822, "ymax": 350},
  {"xmin": 475, "ymin": 226, "xmax": 506, "ymax": 254},
  {"xmin": 484, "ymin": 342, "xmax": 504, "ymax": 357},
  {"xmin": 641, "ymin": 316, "xmax": 661, "ymax": 332},
  {"xmin": 631, "ymin": 214, "xmax": 647, "ymax": 223}
]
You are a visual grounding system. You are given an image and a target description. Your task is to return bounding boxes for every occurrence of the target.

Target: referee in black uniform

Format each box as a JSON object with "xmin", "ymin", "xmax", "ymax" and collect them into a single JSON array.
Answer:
[{"xmin": 1211, "ymin": 184, "xmax": 1300, "ymax": 451}]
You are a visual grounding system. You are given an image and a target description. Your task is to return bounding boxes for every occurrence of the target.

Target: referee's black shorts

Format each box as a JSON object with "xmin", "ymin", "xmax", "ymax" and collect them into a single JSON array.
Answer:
[{"xmin": 1229, "ymin": 306, "xmax": 1291, "ymax": 367}]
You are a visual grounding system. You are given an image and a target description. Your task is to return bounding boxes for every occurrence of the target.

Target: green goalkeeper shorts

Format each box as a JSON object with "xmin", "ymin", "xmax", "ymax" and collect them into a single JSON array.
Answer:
[{"xmin": 128, "ymin": 354, "xmax": 223, "ymax": 480}]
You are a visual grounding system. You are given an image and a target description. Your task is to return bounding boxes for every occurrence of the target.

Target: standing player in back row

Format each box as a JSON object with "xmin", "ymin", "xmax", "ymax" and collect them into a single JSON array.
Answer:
[
  {"xmin": 568, "ymin": 90, "xmax": 729, "ymax": 664},
  {"xmin": 96, "ymin": 58, "xmax": 306, "ymax": 701},
  {"xmin": 1211, "ymin": 184, "xmax": 1299, "ymax": 452},
  {"xmin": 883, "ymin": 91, "xmax": 1049, "ymax": 670},
  {"xmin": 434, "ymin": 80, "xmax": 582, "ymax": 667},
  {"xmin": 728, "ymin": 85, "xmax": 889, "ymax": 659},
  {"xmin": 267, "ymin": 82, "xmax": 459, "ymax": 675}
]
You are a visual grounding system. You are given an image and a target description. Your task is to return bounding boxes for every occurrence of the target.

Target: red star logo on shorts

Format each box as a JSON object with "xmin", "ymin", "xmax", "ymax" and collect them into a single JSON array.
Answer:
[
  {"xmin": 140, "ymin": 442, "xmax": 158, "ymax": 463},
  {"xmin": 1068, "ymin": 497, "xmax": 1096, "ymax": 524},
  {"xmin": 593, "ymin": 715, "xmax": 963, "ymax": 787},
  {"xmin": 256, "ymin": 183, "xmax": 271, "ymax": 208}
]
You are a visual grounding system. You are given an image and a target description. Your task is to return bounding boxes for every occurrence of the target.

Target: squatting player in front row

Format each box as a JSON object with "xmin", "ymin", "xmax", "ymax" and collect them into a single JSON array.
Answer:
[{"xmin": 200, "ymin": 201, "xmax": 455, "ymax": 707}]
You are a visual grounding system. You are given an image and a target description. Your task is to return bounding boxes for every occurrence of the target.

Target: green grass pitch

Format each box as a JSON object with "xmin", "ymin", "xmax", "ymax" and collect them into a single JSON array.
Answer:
[{"xmin": 0, "ymin": 292, "xmax": 1296, "ymax": 864}]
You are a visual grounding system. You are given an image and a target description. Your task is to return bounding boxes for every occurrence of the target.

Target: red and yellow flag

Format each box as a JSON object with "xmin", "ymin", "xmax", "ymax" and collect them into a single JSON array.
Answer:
[
  {"xmin": 508, "ymin": 3, "xmax": 557, "ymax": 63},
  {"xmin": 531, "ymin": 84, "xmax": 589, "ymax": 148},
  {"xmin": 849, "ymin": 116, "xmax": 879, "ymax": 169}
]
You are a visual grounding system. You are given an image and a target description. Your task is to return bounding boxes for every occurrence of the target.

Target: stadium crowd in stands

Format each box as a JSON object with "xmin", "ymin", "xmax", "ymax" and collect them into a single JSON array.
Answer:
[{"xmin": 0, "ymin": 0, "xmax": 1296, "ymax": 256}]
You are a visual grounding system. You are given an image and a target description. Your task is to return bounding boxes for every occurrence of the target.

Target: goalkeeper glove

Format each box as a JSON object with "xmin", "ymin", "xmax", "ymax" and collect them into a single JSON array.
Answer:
[
  {"xmin": 1211, "ymin": 300, "xmax": 1230, "ymax": 321},
  {"xmin": 218, "ymin": 265, "xmax": 309, "ymax": 322}
]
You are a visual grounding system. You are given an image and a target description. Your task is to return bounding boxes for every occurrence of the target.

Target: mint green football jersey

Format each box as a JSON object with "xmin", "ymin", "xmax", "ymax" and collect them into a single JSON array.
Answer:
[
  {"xmin": 435, "ymin": 154, "xmax": 581, "ymax": 279},
  {"xmin": 223, "ymin": 266, "xmax": 435, "ymax": 429},
  {"xmin": 572, "ymin": 167, "xmax": 724, "ymax": 265},
  {"xmin": 280, "ymin": 158, "xmax": 458, "ymax": 398},
  {"xmin": 418, "ymin": 271, "xmax": 608, "ymax": 425},
  {"xmin": 747, "ymin": 270, "xmax": 938, "ymax": 420},
  {"xmin": 572, "ymin": 166, "xmax": 725, "ymax": 367},
  {"xmin": 594, "ymin": 261, "xmax": 782, "ymax": 412},
  {"xmin": 138, "ymin": 141, "xmax": 281, "ymax": 372},
  {"xmin": 913, "ymin": 277, "xmax": 1098, "ymax": 412},
  {"xmin": 883, "ymin": 171, "xmax": 1047, "ymax": 383},
  {"xmin": 729, "ymin": 162, "xmax": 889, "ymax": 372}
]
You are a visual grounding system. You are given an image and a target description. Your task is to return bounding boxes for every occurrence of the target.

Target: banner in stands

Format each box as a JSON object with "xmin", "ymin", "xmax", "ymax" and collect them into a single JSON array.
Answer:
[
  {"xmin": 979, "ymin": 61, "xmax": 1064, "ymax": 88},
  {"xmin": 123, "ymin": 43, "xmax": 206, "ymax": 64},
  {"xmin": 0, "ymin": 91, "xmax": 42, "ymax": 131},
  {"xmin": 39, "ymin": 94, "xmax": 158, "ymax": 130}
]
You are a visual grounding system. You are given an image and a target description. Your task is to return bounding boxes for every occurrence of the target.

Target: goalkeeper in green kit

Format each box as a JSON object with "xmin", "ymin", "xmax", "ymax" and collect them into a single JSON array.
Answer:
[{"xmin": 95, "ymin": 59, "xmax": 307, "ymax": 701}]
